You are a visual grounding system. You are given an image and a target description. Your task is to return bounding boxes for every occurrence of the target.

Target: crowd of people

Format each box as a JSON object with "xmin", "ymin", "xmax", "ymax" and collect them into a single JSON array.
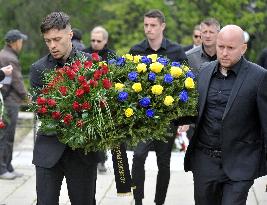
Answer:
[{"xmin": 0, "ymin": 8, "xmax": 267, "ymax": 205}]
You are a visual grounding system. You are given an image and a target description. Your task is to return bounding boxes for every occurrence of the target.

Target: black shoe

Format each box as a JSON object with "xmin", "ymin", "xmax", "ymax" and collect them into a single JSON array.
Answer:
[{"xmin": 135, "ymin": 199, "xmax": 142, "ymax": 205}]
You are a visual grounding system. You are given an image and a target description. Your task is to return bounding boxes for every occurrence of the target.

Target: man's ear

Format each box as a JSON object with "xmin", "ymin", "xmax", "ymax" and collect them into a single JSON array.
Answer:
[{"xmin": 241, "ymin": 43, "xmax": 247, "ymax": 56}]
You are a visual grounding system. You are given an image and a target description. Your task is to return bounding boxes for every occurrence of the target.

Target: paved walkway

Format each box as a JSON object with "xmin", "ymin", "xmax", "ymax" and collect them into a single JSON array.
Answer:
[{"xmin": 0, "ymin": 112, "xmax": 267, "ymax": 205}]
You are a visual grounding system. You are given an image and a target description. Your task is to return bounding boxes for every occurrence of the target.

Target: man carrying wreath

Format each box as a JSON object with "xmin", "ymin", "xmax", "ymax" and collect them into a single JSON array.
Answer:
[
  {"xmin": 30, "ymin": 12, "xmax": 98, "ymax": 205},
  {"xmin": 129, "ymin": 9, "xmax": 187, "ymax": 205}
]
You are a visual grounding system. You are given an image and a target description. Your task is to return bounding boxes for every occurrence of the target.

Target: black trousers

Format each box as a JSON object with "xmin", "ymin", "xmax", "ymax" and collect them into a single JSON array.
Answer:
[
  {"xmin": 191, "ymin": 148, "xmax": 254, "ymax": 205},
  {"xmin": 131, "ymin": 136, "xmax": 175, "ymax": 204},
  {"xmin": 36, "ymin": 147, "xmax": 97, "ymax": 205},
  {"xmin": 0, "ymin": 104, "xmax": 19, "ymax": 174}
]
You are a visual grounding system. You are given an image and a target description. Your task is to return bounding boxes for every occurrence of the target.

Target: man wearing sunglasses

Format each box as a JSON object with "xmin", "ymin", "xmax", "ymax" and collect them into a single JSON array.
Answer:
[
  {"xmin": 183, "ymin": 25, "xmax": 202, "ymax": 52},
  {"xmin": 186, "ymin": 18, "xmax": 220, "ymax": 75},
  {"xmin": 83, "ymin": 26, "xmax": 115, "ymax": 62}
]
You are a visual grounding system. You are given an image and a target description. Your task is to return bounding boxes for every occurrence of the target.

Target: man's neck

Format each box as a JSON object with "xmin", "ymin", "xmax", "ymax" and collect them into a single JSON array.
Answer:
[
  {"xmin": 148, "ymin": 36, "xmax": 163, "ymax": 51},
  {"xmin": 203, "ymin": 45, "xmax": 216, "ymax": 57},
  {"xmin": 62, "ymin": 45, "xmax": 73, "ymax": 62}
]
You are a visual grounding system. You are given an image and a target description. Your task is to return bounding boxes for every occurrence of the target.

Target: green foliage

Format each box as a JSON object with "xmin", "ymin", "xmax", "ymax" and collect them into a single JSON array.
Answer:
[{"xmin": 0, "ymin": 0, "xmax": 266, "ymax": 78}]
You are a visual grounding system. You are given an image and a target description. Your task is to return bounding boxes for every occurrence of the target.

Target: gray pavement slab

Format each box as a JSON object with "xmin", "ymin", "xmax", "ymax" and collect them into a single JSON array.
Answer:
[{"xmin": 0, "ymin": 112, "xmax": 267, "ymax": 205}]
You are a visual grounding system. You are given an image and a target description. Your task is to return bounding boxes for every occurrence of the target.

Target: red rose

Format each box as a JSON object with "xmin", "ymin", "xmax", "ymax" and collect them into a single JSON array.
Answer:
[
  {"xmin": 47, "ymin": 99, "xmax": 56, "ymax": 107},
  {"xmin": 89, "ymin": 79, "xmax": 98, "ymax": 87},
  {"xmin": 73, "ymin": 60, "xmax": 82, "ymax": 68},
  {"xmin": 76, "ymin": 119, "xmax": 84, "ymax": 128},
  {"xmin": 65, "ymin": 69, "xmax": 76, "ymax": 80},
  {"xmin": 91, "ymin": 53, "xmax": 100, "ymax": 61},
  {"xmin": 63, "ymin": 114, "xmax": 73, "ymax": 125},
  {"xmin": 101, "ymin": 65, "xmax": 109, "ymax": 75},
  {"xmin": 51, "ymin": 111, "xmax": 61, "ymax": 120},
  {"xmin": 0, "ymin": 120, "xmax": 6, "ymax": 129},
  {"xmin": 82, "ymin": 83, "xmax": 90, "ymax": 93},
  {"xmin": 36, "ymin": 97, "xmax": 46, "ymax": 105},
  {"xmin": 81, "ymin": 101, "xmax": 91, "ymax": 110},
  {"xmin": 93, "ymin": 70, "xmax": 102, "ymax": 81},
  {"xmin": 102, "ymin": 78, "xmax": 112, "ymax": 89},
  {"xmin": 59, "ymin": 86, "xmax": 68, "ymax": 96},
  {"xmin": 75, "ymin": 88, "xmax": 85, "ymax": 98},
  {"xmin": 78, "ymin": 76, "xmax": 86, "ymax": 84},
  {"xmin": 84, "ymin": 60, "xmax": 93, "ymax": 69},
  {"xmin": 72, "ymin": 101, "xmax": 80, "ymax": 111},
  {"xmin": 37, "ymin": 106, "xmax": 47, "ymax": 114}
]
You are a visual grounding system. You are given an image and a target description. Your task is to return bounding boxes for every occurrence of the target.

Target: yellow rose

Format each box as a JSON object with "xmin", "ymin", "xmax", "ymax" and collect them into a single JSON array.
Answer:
[
  {"xmin": 136, "ymin": 63, "xmax": 147, "ymax": 73},
  {"xmin": 182, "ymin": 65, "xmax": 190, "ymax": 72},
  {"xmin": 133, "ymin": 55, "xmax": 141, "ymax": 63},
  {"xmin": 164, "ymin": 96, "xmax": 174, "ymax": 106},
  {"xmin": 132, "ymin": 83, "xmax": 142, "ymax": 92},
  {"xmin": 185, "ymin": 77, "xmax": 195, "ymax": 89},
  {"xmin": 125, "ymin": 108, "xmax": 134, "ymax": 117},
  {"xmin": 124, "ymin": 54, "xmax": 134, "ymax": 61},
  {"xmin": 151, "ymin": 85, "xmax": 164, "ymax": 95},
  {"xmin": 147, "ymin": 54, "xmax": 158, "ymax": 62},
  {"xmin": 115, "ymin": 83, "xmax": 125, "ymax": 90},
  {"xmin": 170, "ymin": 66, "xmax": 183, "ymax": 78},
  {"xmin": 150, "ymin": 62, "xmax": 164, "ymax": 73}
]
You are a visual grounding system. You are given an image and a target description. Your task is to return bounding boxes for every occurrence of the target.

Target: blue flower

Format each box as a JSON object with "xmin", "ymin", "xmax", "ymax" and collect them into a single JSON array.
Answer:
[
  {"xmin": 108, "ymin": 59, "xmax": 116, "ymax": 64},
  {"xmin": 148, "ymin": 72, "xmax": 156, "ymax": 81},
  {"xmin": 128, "ymin": 71, "xmax": 138, "ymax": 81},
  {"xmin": 179, "ymin": 90, "xmax": 189, "ymax": 102},
  {"xmin": 164, "ymin": 74, "xmax": 173, "ymax": 84},
  {"xmin": 139, "ymin": 97, "xmax": 151, "ymax": 108},
  {"xmin": 157, "ymin": 57, "xmax": 168, "ymax": 66},
  {"xmin": 186, "ymin": 71, "xmax": 195, "ymax": 79},
  {"xmin": 146, "ymin": 109, "xmax": 155, "ymax": 118},
  {"xmin": 116, "ymin": 57, "xmax": 126, "ymax": 66},
  {"xmin": 171, "ymin": 61, "xmax": 181, "ymax": 67},
  {"xmin": 118, "ymin": 92, "xmax": 129, "ymax": 102},
  {"xmin": 141, "ymin": 56, "xmax": 152, "ymax": 64}
]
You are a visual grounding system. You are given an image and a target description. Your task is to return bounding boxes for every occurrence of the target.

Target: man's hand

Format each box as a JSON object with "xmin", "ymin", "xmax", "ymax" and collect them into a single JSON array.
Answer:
[
  {"xmin": 1, "ymin": 65, "xmax": 13, "ymax": 76},
  {"xmin": 177, "ymin": 125, "xmax": 190, "ymax": 134}
]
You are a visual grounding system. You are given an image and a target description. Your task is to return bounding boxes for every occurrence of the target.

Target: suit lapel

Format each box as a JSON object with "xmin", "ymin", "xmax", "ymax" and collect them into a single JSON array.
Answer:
[
  {"xmin": 198, "ymin": 61, "xmax": 217, "ymax": 121},
  {"xmin": 222, "ymin": 59, "xmax": 249, "ymax": 119}
]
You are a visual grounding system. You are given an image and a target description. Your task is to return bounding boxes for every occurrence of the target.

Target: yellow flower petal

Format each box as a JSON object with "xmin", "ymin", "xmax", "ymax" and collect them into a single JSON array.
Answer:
[
  {"xmin": 185, "ymin": 77, "xmax": 195, "ymax": 89},
  {"xmin": 151, "ymin": 85, "xmax": 164, "ymax": 95},
  {"xmin": 164, "ymin": 96, "xmax": 174, "ymax": 106},
  {"xmin": 132, "ymin": 83, "xmax": 142, "ymax": 92},
  {"xmin": 170, "ymin": 66, "xmax": 183, "ymax": 78},
  {"xmin": 150, "ymin": 62, "xmax": 164, "ymax": 73},
  {"xmin": 125, "ymin": 108, "xmax": 134, "ymax": 117}
]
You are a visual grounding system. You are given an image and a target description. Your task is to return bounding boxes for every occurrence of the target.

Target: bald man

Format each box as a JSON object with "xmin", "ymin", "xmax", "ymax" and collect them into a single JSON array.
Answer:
[{"xmin": 184, "ymin": 25, "xmax": 267, "ymax": 205}]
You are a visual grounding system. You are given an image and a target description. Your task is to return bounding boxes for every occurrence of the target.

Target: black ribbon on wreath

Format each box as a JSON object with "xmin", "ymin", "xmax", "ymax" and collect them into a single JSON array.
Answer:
[{"xmin": 111, "ymin": 143, "xmax": 132, "ymax": 195}]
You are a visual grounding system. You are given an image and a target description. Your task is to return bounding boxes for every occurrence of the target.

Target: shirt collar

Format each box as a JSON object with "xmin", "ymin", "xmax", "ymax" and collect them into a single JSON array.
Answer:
[
  {"xmin": 143, "ymin": 38, "xmax": 167, "ymax": 51},
  {"xmin": 214, "ymin": 56, "xmax": 244, "ymax": 76},
  {"xmin": 48, "ymin": 47, "xmax": 77, "ymax": 67}
]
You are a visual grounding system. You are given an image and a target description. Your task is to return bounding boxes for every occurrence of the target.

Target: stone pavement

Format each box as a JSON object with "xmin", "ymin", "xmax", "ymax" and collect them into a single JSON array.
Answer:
[{"xmin": 0, "ymin": 112, "xmax": 267, "ymax": 205}]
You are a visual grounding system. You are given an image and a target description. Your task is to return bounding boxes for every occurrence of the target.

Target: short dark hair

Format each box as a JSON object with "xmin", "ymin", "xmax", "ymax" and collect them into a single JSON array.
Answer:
[
  {"xmin": 40, "ymin": 11, "xmax": 71, "ymax": 33},
  {"xmin": 200, "ymin": 18, "xmax": 220, "ymax": 31},
  {"xmin": 144, "ymin": 9, "xmax": 165, "ymax": 23},
  {"xmin": 72, "ymin": 28, "xmax": 83, "ymax": 41}
]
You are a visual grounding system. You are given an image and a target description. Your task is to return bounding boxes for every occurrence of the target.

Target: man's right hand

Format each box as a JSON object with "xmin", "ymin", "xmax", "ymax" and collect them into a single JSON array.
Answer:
[{"xmin": 1, "ymin": 65, "xmax": 13, "ymax": 76}]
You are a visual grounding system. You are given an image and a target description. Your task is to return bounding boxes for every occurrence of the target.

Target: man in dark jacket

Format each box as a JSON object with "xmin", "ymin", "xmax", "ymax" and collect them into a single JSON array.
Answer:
[
  {"xmin": 129, "ymin": 9, "xmax": 187, "ymax": 205},
  {"xmin": 0, "ymin": 29, "xmax": 27, "ymax": 180},
  {"xmin": 30, "ymin": 12, "xmax": 98, "ymax": 205},
  {"xmin": 184, "ymin": 25, "xmax": 267, "ymax": 205}
]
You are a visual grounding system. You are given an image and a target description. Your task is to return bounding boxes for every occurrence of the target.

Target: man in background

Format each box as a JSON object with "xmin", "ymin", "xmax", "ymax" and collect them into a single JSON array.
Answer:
[
  {"xmin": 71, "ymin": 28, "xmax": 85, "ymax": 51},
  {"xmin": 183, "ymin": 24, "xmax": 202, "ymax": 52},
  {"xmin": 0, "ymin": 29, "xmax": 28, "ymax": 180},
  {"xmin": 84, "ymin": 26, "xmax": 115, "ymax": 62},
  {"xmin": 129, "ymin": 9, "xmax": 187, "ymax": 205},
  {"xmin": 186, "ymin": 18, "xmax": 220, "ymax": 74}
]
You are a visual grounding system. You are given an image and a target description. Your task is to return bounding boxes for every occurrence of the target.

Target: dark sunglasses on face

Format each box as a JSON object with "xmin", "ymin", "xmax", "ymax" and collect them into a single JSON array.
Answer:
[
  {"xmin": 91, "ymin": 39, "xmax": 102, "ymax": 43},
  {"xmin": 194, "ymin": 35, "xmax": 201, "ymax": 38}
]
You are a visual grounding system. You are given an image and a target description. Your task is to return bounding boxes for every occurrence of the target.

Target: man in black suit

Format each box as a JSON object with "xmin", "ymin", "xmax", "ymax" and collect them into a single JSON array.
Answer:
[
  {"xmin": 184, "ymin": 25, "xmax": 267, "ymax": 205},
  {"xmin": 30, "ymin": 12, "xmax": 98, "ymax": 205}
]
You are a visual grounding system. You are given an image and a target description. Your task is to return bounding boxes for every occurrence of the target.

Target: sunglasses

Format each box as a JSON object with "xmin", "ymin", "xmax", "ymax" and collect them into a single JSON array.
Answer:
[
  {"xmin": 194, "ymin": 35, "xmax": 201, "ymax": 38},
  {"xmin": 91, "ymin": 39, "xmax": 102, "ymax": 43}
]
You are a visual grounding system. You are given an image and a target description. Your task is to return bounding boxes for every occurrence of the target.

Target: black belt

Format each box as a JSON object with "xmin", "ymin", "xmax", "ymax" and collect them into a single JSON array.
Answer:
[{"xmin": 197, "ymin": 146, "xmax": 222, "ymax": 159}]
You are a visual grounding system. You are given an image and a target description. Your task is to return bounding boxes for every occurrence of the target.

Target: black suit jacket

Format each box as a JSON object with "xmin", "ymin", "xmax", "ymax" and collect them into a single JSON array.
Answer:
[
  {"xmin": 30, "ymin": 49, "xmax": 98, "ymax": 168},
  {"xmin": 184, "ymin": 58, "xmax": 267, "ymax": 181}
]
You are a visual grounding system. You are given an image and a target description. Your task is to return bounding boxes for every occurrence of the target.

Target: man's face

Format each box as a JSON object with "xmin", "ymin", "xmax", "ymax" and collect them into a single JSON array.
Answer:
[
  {"xmin": 90, "ymin": 32, "xmax": 107, "ymax": 51},
  {"xmin": 193, "ymin": 30, "xmax": 202, "ymax": 46},
  {"xmin": 144, "ymin": 17, "xmax": 165, "ymax": 41},
  {"xmin": 216, "ymin": 32, "xmax": 247, "ymax": 68},
  {"xmin": 15, "ymin": 39, "xmax": 23, "ymax": 53},
  {"xmin": 43, "ymin": 28, "xmax": 73, "ymax": 60},
  {"xmin": 200, "ymin": 24, "xmax": 219, "ymax": 48}
]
